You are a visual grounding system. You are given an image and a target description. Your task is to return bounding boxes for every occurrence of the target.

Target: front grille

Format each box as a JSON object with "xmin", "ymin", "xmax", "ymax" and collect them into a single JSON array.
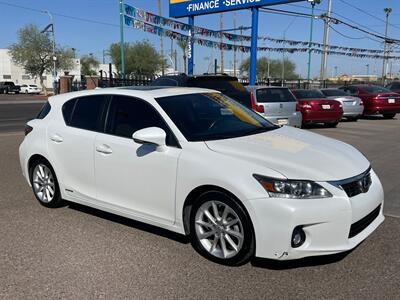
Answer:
[
  {"xmin": 329, "ymin": 167, "xmax": 372, "ymax": 198},
  {"xmin": 341, "ymin": 172, "xmax": 372, "ymax": 197},
  {"xmin": 349, "ymin": 205, "xmax": 381, "ymax": 238}
]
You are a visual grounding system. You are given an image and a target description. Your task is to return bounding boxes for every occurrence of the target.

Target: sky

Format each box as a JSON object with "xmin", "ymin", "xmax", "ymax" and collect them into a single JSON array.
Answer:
[{"xmin": 0, "ymin": 0, "xmax": 400, "ymax": 78}]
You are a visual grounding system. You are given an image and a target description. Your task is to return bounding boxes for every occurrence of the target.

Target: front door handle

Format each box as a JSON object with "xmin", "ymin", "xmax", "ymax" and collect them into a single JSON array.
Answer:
[
  {"xmin": 50, "ymin": 134, "xmax": 63, "ymax": 143},
  {"xmin": 96, "ymin": 144, "xmax": 113, "ymax": 155}
]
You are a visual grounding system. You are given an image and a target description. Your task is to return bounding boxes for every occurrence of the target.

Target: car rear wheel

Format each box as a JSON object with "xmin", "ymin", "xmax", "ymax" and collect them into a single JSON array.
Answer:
[
  {"xmin": 29, "ymin": 159, "xmax": 64, "ymax": 208},
  {"xmin": 383, "ymin": 113, "xmax": 396, "ymax": 119},
  {"xmin": 324, "ymin": 122, "xmax": 339, "ymax": 128},
  {"xmin": 346, "ymin": 116, "xmax": 358, "ymax": 122},
  {"xmin": 190, "ymin": 191, "xmax": 255, "ymax": 266}
]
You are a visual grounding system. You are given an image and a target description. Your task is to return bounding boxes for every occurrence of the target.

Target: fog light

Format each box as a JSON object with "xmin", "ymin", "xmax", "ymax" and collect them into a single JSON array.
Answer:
[{"xmin": 291, "ymin": 226, "xmax": 306, "ymax": 248}]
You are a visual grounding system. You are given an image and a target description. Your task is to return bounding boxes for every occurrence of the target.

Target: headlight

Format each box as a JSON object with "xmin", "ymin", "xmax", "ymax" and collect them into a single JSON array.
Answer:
[{"xmin": 253, "ymin": 174, "xmax": 332, "ymax": 199}]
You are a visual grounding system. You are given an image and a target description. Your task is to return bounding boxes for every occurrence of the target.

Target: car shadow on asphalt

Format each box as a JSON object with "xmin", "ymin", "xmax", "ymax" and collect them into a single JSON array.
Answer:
[
  {"xmin": 250, "ymin": 249, "xmax": 355, "ymax": 270},
  {"xmin": 67, "ymin": 202, "xmax": 190, "ymax": 244}
]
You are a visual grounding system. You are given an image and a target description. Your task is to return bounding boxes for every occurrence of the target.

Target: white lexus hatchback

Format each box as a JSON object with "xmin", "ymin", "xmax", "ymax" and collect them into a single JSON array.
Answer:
[{"xmin": 19, "ymin": 87, "xmax": 384, "ymax": 265}]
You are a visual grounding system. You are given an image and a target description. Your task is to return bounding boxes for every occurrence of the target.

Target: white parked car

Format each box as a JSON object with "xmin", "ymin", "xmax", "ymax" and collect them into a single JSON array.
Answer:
[
  {"xmin": 20, "ymin": 84, "xmax": 41, "ymax": 94},
  {"xmin": 19, "ymin": 87, "xmax": 384, "ymax": 265}
]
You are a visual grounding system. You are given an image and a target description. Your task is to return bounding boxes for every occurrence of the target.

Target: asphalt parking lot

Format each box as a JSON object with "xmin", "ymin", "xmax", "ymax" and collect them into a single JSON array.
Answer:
[{"xmin": 0, "ymin": 94, "xmax": 399, "ymax": 299}]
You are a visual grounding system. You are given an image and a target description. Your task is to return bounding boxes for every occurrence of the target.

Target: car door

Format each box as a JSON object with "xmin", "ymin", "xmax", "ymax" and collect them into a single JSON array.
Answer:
[
  {"xmin": 47, "ymin": 95, "xmax": 107, "ymax": 201},
  {"xmin": 94, "ymin": 95, "xmax": 181, "ymax": 225}
]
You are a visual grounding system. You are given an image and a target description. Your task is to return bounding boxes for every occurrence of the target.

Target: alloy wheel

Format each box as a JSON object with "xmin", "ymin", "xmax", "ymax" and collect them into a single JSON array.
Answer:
[
  {"xmin": 32, "ymin": 164, "xmax": 56, "ymax": 203},
  {"xmin": 194, "ymin": 200, "xmax": 244, "ymax": 259}
]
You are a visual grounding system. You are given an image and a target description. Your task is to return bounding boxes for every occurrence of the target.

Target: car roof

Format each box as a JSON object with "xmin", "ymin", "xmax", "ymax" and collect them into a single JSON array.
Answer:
[{"xmin": 48, "ymin": 86, "xmax": 218, "ymax": 105}]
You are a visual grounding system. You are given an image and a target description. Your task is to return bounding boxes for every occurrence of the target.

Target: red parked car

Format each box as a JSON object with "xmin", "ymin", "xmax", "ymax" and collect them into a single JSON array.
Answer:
[
  {"xmin": 292, "ymin": 89, "xmax": 343, "ymax": 127},
  {"xmin": 339, "ymin": 85, "xmax": 400, "ymax": 119}
]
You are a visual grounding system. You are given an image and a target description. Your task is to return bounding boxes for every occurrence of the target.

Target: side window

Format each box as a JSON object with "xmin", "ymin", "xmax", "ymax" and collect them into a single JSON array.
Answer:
[
  {"xmin": 106, "ymin": 95, "xmax": 179, "ymax": 147},
  {"xmin": 63, "ymin": 95, "xmax": 107, "ymax": 131},
  {"xmin": 36, "ymin": 102, "xmax": 51, "ymax": 119}
]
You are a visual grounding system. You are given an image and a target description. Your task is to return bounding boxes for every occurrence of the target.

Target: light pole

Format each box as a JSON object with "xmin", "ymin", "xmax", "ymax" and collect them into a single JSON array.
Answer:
[
  {"xmin": 334, "ymin": 66, "xmax": 338, "ymax": 77},
  {"xmin": 43, "ymin": 11, "xmax": 56, "ymax": 93},
  {"xmin": 382, "ymin": 7, "xmax": 392, "ymax": 85},
  {"xmin": 307, "ymin": 0, "xmax": 320, "ymax": 83},
  {"xmin": 366, "ymin": 64, "xmax": 370, "ymax": 76},
  {"xmin": 119, "ymin": 0, "xmax": 126, "ymax": 79}
]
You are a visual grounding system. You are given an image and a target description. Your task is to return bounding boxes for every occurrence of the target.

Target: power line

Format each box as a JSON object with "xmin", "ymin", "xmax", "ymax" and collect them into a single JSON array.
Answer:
[{"xmin": 338, "ymin": 0, "xmax": 400, "ymax": 31}]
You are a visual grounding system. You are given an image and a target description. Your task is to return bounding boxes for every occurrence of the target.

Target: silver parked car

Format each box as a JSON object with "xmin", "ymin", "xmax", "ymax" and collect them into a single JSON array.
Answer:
[
  {"xmin": 246, "ymin": 86, "xmax": 302, "ymax": 127},
  {"xmin": 320, "ymin": 89, "xmax": 364, "ymax": 121}
]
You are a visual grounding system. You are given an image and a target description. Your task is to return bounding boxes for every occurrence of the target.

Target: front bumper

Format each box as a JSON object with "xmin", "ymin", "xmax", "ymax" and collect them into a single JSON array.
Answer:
[{"xmin": 243, "ymin": 169, "xmax": 384, "ymax": 260}]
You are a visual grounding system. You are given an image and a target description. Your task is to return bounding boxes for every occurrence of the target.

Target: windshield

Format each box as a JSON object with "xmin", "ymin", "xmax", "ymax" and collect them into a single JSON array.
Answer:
[
  {"xmin": 321, "ymin": 89, "xmax": 349, "ymax": 97},
  {"xmin": 188, "ymin": 78, "xmax": 247, "ymax": 92},
  {"xmin": 363, "ymin": 86, "xmax": 391, "ymax": 94},
  {"xmin": 256, "ymin": 88, "xmax": 297, "ymax": 103},
  {"xmin": 292, "ymin": 90, "xmax": 326, "ymax": 99},
  {"xmin": 156, "ymin": 93, "xmax": 276, "ymax": 142}
]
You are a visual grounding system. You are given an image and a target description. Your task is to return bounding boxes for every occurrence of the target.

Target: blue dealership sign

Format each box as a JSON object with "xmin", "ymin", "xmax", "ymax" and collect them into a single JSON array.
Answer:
[{"xmin": 170, "ymin": 0, "xmax": 304, "ymax": 18}]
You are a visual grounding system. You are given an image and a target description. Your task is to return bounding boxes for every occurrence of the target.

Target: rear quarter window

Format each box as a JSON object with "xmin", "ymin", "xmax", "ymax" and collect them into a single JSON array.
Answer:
[{"xmin": 36, "ymin": 102, "xmax": 51, "ymax": 119}]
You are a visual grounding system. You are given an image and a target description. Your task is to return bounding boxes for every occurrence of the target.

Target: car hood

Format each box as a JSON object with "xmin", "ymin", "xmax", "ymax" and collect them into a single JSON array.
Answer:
[{"xmin": 205, "ymin": 126, "xmax": 370, "ymax": 181}]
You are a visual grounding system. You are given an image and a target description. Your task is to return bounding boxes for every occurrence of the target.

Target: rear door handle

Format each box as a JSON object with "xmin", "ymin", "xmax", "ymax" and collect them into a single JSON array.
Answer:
[
  {"xmin": 50, "ymin": 134, "xmax": 63, "ymax": 143},
  {"xmin": 96, "ymin": 144, "xmax": 113, "ymax": 155}
]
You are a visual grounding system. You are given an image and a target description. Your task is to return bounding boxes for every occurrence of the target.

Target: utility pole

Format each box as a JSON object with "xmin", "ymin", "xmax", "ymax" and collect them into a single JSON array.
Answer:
[
  {"xmin": 158, "ymin": 0, "xmax": 165, "ymax": 75},
  {"xmin": 119, "ymin": 0, "xmax": 125, "ymax": 79},
  {"xmin": 382, "ymin": 7, "xmax": 392, "ymax": 85},
  {"xmin": 334, "ymin": 66, "xmax": 338, "ymax": 77},
  {"xmin": 366, "ymin": 64, "xmax": 370, "ymax": 76},
  {"xmin": 307, "ymin": 0, "xmax": 320, "ymax": 82},
  {"xmin": 320, "ymin": 0, "xmax": 332, "ymax": 80},
  {"xmin": 220, "ymin": 13, "xmax": 224, "ymax": 73},
  {"xmin": 233, "ymin": 12, "xmax": 237, "ymax": 77}
]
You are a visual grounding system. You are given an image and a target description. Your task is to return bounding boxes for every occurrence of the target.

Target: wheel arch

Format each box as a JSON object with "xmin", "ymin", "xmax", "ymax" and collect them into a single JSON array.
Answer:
[
  {"xmin": 182, "ymin": 185, "xmax": 254, "ymax": 237},
  {"xmin": 27, "ymin": 154, "xmax": 53, "ymax": 181}
]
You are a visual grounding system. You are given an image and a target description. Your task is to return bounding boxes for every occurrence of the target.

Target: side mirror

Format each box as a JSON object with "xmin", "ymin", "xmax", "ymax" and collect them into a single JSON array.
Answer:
[{"xmin": 132, "ymin": 127, "xmax": 167, "ymax": 151}]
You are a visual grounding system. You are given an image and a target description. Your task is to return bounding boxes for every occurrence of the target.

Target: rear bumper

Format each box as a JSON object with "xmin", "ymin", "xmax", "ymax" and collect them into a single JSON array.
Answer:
[
  {"xmin": 264, "ymin": 112, "xmax": 302, "ymax": 128},
  {"xmin": 343, "ymin": 106, "xmax": 364, "ymax": 117},
  {"xmin": 364, "ymin": 104, "xmax": 400, "ymax": 115},
  {"xmin": 302, "ymin": 110, "xmax": 343, "ymax": 124},
  {"xmin": 243, "ymin": 169, "xmax": 384, "ymax": 260}
]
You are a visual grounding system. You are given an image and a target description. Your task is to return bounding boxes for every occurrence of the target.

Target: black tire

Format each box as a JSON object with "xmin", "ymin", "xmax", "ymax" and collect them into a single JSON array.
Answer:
[
  {"xmin": 189, "ymin": 191, "xmax": 255, "ymax": 266},
  {"xmin": 15, "ymin": 91, "xmax": 19, "ymax": 94},
  {"xmin": 346, "ymin": 116, "xmax": 358, "ymax": 122},
  {"xmin": 25, "ymin": 90, "xmax": 28, "ymax": 94},
  {"xmin": 383, "ymin": 113, "xmax": 396, "ymax": 119},
  {"xmin": 324, "ymin": 122, "xmax": 339, "ymax": 128},
  {"xmin": 29, "ymin": 158, "xmax": 64, "ymax": 208}
]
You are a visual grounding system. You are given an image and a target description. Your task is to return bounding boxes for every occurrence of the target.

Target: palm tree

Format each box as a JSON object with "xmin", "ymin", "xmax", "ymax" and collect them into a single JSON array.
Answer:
[{"xmin": 177, "ymin": 40, "xmax": 188, "ymax": 74}]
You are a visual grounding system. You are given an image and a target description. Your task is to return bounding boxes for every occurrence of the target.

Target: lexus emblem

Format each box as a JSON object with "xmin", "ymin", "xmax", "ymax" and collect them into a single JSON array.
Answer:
[{"xmin": 358, "ymin": 176, "xmax": 370, "ymax": 193}]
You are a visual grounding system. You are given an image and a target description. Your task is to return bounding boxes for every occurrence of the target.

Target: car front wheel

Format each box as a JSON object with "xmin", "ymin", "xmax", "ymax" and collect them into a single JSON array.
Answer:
[
  {"xmin": 190, "ymin": 191, "xmax": 255, "ymax": 266},
  {"xmin": 383, "ymin": 113, "xmax": 396, "ymax": 119},
  {"xmin": 29, "ymin": 159, "xmax": 64, "ymax": 208}
]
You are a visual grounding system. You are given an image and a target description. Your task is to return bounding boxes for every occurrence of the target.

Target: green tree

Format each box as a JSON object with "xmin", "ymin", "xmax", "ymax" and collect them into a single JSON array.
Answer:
[
  {"xmin": 109, "ymin": 41, "xmax": 163, "ymax": 76},
  {"xmin": 9, "ymin": 24, "xmax": 74, "ymax": 95},
  {"xmin": 177, "ymin": 40, "xmax": 188, "ymax": 74},
  {"xmin": 80, "ymin": 55, "xmax": 100, "ymax": 76},
  {"xmin": 239, "ymin": 57, "xmax": 299, "ymax": 80}
]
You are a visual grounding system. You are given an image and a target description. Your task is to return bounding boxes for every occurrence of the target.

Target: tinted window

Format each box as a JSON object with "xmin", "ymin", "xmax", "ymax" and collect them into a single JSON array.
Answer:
[
  {"xmin": 106, "ymin": 96, "xmax": 178, "ymax": 147},
  {"xmin": 362, "ymin": 86, "xmax": 391, "ymax": 94},
  {"xmin": 156, "ymin": 93, "xmax": 276, "ymax": 142},
  {"xmin": 67, "ymin": 96, "xmax": 106, "ymax": 131},
  {"xmin": 292, "ymin": 90, "xmax": 326, "ymax": 99},
  {"xmin": 256, "ymin": 88, "xmax": 297, "ymax": 103},
  {"xmin": 62, "ymin": 99, "xmax": 77, "ymax": 125},
  {"xmin": 321, "ymin": 89, "xmax": 349, "ymax": 97},
  {"xmin": 36, "ymin": 102, "xmax": 51, "ymax": 119}
]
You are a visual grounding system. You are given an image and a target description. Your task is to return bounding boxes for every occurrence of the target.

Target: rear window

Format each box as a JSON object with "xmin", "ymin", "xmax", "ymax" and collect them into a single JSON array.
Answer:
[
  {"xmin": 292, "ymin": 90, "xmax": 326, "ymax": 99},
  {"xmin": 36, "ymin": 102, "xmax": 51, "ymax": 119},
  {"xmin": 188, "ymin": 78, "xmax": 247, "ymax": 92},
  {"xmin": 321, "ymin": 89, "xmax": 349, "ymax": 97},
  {"xmin": 362, "ymin": 86, "xmax": 391, "ymax": 94},
  {"xmin": 256, "ymin": 88, "xmax": 297, "ymax": 103}
]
